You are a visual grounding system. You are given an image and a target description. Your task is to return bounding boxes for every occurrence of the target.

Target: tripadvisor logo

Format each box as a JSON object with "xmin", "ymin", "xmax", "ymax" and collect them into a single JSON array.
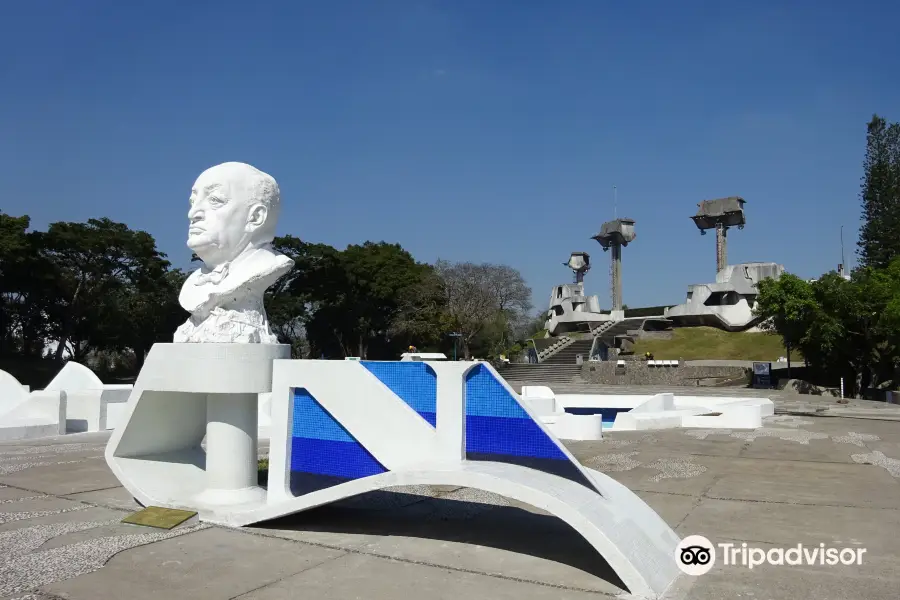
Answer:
[
  {"xmin": 675, "ymin": 535, "xmax": 867, "ymax": 575},
  {"xmin": 676, "ymin": 535, "xmax": 716, "ymax": 576}
]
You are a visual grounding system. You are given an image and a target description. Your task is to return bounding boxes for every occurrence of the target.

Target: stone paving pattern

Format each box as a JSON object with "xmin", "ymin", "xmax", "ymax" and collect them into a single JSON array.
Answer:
[{"xmin": 0, "ymin": 392, "xmax": 898, "ymax": 599}]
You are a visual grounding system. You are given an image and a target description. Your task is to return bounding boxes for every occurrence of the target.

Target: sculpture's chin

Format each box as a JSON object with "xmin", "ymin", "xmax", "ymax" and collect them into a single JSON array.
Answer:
[
  {"xmin": 186, "ymin": 236, "xmax": 211, "ymax": 250},
  {"xmin": 187, "ymin": 238, "xmax": 220, "ymax": 264}
]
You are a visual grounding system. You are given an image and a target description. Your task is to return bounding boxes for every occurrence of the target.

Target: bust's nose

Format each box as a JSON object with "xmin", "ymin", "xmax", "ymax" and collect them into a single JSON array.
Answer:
[{"xmin": 188, "ymin": 203, "xmax": 202, "ymax": 221}]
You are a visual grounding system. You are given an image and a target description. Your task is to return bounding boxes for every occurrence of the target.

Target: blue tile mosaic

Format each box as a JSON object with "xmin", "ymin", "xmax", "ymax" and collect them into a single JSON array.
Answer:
[
  {"xmin": 361, "ymin": 361, "xmax": 437, "ymax": 426},
  {"xmin": 288, "ymin": 364, "xmax": 597, "ymax": 495},
  {"xmin": 290, "ymin": 388, "xmax": 386, "ymax": 482},
  {"xmin": 464, "ymin": 364, "xmax": 596, "ymax": 490}
]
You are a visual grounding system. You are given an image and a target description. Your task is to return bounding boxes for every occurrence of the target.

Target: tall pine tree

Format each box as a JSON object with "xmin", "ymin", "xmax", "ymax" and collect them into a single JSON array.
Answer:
[{"xmin": 858, "ymin": 114, "xmax": 900, "ymax": 269}]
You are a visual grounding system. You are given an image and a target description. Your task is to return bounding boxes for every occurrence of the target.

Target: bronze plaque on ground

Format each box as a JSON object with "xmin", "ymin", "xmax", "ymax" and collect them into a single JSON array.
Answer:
[{"xmin": 121, "ymin": 506, "xmax": 197, "ymax": 530}]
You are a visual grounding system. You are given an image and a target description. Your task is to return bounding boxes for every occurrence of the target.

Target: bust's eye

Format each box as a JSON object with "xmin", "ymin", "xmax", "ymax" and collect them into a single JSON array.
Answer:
[{"xmin": 208, "ymin": 195, "xmax": 225, "ymax": 207}]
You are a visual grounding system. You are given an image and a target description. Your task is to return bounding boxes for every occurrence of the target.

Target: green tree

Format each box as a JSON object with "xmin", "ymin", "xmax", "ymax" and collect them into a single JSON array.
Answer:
[
  {"xmin": 0, "ymin": 212, "xmax": 33, "ymax": 354},
  {"xmin": 753, "ymin": 273, "xmax": 816, "ymax": 376},
  {"xmin": 102, "ymin": 267, "xmax": 187, "ymax": 368},
  {"xmin": 839, "ymin": 260, "xmax": 900, "ymax": 393},
  {"xmin": 35, "ymin": 218, "xmax": 172, "ymax": 363},
  {"xmin": 0, "ymin": 212, "xmax": 57, "ymax": 358},
  {"xmin": 301, "ymin": 241, "xmax": 435, "ymax": 359},
  {"xmin": 265, "ymin": 235, "xmax": 312, "ymax": 358},
  {"xmin": 858, "ymin": 114, "xmax": 900, "ymax": 269},
  {"xmin": 756, "ymin": 264, "xmax": 900, "ymax": 397}
]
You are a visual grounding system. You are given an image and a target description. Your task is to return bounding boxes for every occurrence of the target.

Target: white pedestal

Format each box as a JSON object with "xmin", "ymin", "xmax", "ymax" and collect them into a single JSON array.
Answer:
[
  {"xmin": 105, "ymin": 342, "xmax": 289, "ymax": 513},
  {"xmin": 195, "ymin": 393, "xmax": 267, "ymax": 506}
]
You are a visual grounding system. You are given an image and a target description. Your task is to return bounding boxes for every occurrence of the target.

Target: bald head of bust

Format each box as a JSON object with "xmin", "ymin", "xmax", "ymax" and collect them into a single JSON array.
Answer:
[{"xmin": 186, "ymin": 162, "xmax": 281, "ymax": 268}]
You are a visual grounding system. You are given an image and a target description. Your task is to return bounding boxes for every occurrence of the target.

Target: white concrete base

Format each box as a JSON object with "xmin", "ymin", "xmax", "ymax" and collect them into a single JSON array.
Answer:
[
  {"xmin": 44, "ymin": 362, "xmax": 133, "ymax": 433},
  {"xmin": 105, "ymin": 343, "xmax": 289, "ymax": 511},
  {"xmin": 542, "ymin": 413, "xmax": 604, "ymax": 441},
  {"xmin": 0, "ymin": 390, "xmax": 66, "ymax": 442},
  {"xmin": 609, "ymin": 394, "xmax": 773, "ymax": 431},
  {"xmin": 106, "ymin": 399, "xmax": 130, "ymax": 430},
  {"xmin": 519, "ymin": 385, "xmax": 557, "ymax": 415},
  {"xmin": 106, "ymin": 358, "xmax": 682, "ymax": 597},
  {"xmin": 64, "ymin": 387, "xmax": 132, "ymax": 433},
  {"xmin": 520, "ymin": 388, "xmax": 774, "ymax": 438},
  {"xmin": 223, "ymin": 460, "xmax": 681, "ymax": 598}
]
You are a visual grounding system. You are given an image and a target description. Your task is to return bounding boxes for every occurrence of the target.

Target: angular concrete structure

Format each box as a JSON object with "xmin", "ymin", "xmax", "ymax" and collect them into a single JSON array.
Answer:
[
  {"xmin": 665, "ymin": 262, "xmax": 784, "ymax": 331},
  {"xmin": 544, "ymin": 282, "xmax": 612, "ymax": 335}
]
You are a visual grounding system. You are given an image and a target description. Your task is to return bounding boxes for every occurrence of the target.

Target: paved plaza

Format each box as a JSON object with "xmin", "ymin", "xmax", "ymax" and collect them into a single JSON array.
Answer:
[{"xmin": 1, "ymin": 390, "xmax": 899, "ymax": 599}]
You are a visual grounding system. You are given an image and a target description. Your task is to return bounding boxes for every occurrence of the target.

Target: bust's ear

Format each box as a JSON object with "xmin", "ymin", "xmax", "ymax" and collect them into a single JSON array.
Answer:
[{"xmin": 246, "ymin": 204, "xmax": 268, "ymax": 232}]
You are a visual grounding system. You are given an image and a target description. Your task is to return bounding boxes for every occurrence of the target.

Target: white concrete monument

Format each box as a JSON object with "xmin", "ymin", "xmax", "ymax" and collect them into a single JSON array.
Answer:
[
  {"xmin": 106, "ymin": 163, "xmax": 682, "ymax": 598},
  {"xmin": 174, "ymin": 162, "xmax": 294, "ymax": 344},
  {"xmin": 108, "ymin": 162, "xmax": 293, "ymax": 509}
]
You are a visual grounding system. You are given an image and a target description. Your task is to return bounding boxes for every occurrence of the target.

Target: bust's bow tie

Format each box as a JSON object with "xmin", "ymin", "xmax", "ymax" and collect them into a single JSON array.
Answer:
[{"xmin": 195, "ymin": 263, "xmax": 230, "ymax": 286}]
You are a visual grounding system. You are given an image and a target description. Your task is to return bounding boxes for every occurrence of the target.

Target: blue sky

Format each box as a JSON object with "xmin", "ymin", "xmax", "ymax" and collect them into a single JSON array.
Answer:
[{"xmin": 2, "ymin": 0, "xmax": 899, "ymax": 312}]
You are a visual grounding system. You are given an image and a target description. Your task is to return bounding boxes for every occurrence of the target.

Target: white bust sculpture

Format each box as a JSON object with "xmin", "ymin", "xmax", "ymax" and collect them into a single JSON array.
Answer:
[{"xmin": 173, "ymin": 162, "xmax": 294, "ymax": 344}]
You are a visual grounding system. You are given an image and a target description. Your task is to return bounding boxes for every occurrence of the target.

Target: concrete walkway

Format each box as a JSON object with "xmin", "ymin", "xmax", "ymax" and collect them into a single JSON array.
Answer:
[{"xmin": 1, "ymin": 410, "xmax": 899, "ymax": 599}]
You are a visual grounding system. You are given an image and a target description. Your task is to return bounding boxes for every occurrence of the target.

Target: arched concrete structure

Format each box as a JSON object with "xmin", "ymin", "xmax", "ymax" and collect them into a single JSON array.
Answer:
[
  {"xmin": 45, "ymin": 361, "xmax": 105, "ymax": 391},
  {"xmin": 107, "ymin": 348, "xmax": 682, "ymax": 598},
  {"xmin": 237, "ymin": 463, "xmax": 680, "ymax": 597},
  {"xmin": 44, "ymin": 360, "xmax": 103, "ymax": 392}
]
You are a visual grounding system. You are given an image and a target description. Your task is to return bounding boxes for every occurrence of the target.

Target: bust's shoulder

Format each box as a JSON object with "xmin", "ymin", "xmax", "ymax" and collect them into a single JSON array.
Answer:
[{"xmin": 236, "ymin": 244, "xmax": 294, "ymax": 281}]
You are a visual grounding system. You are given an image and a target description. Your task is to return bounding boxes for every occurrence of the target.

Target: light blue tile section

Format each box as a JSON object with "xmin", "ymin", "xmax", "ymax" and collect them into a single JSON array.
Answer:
[
  {"xmin": 360, "ymin": 361, "xmax": 437, "ymax": 426},
  {"xmin": 292, "ymin": 388, "xmax": 354, "ymax": 442},
  {"xmin": 464, "ymin": 364, "xmax": 529, "ymax": 418}
]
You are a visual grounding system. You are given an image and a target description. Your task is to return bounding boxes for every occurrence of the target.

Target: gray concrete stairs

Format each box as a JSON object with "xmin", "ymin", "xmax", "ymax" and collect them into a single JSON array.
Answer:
[
  {"xmin": 497, "ymin": 363, "xmax": 585, "ymax": 386},
  {"xmin": 594, "ymin": 317, "xmax": 653, "ymax": 344},
  {"xmin": 541, "ymin": 339, "xmax": 594, "ymax": 365},
  {"xmin": 499, "ymin": 339, "xmax": 594, "ymax": 386}
]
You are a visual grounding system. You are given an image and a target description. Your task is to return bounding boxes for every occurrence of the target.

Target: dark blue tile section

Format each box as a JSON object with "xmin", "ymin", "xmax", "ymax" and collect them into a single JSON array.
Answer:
[
  {"xmin": 463, "ymin": 364, "xmax": 596, "ymax": 491},
  {"xmin": 290, "ymin": 388, "xmax": 386, "ymax": 491},
  {"xmin": 465, "ymin": 415, "xmax": 567, "ymax": 459},
  {"xmin": 361, "ymin": 361, "xmax": 437, "ymax": 427},
  {"xmin": 564, "ymin": 407, "xmax": 632, "ymax": 423},
  {"xmin": 291, "ymin": 437, "xmax": 385, "ymax": 479}
]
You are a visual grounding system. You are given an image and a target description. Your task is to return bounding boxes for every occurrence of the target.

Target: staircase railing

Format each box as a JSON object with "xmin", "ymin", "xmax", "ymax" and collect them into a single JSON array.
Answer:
[
  {"xmin": 588, "ymin": 320, "xmax": 617, "ymax": 360},
  {"xmin": 535, "ymin": 335, "xmax": 574, "ymax": 363}
]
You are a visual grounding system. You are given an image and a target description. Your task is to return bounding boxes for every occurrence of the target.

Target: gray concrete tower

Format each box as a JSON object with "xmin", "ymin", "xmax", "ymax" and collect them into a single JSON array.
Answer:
[
  {"xmin": 691, "ymin": 196, "xmax": 746, "ymax": 274},
  {"xmin": 591, "ymin": 218, "xmax": 636, "ymax": 312}
]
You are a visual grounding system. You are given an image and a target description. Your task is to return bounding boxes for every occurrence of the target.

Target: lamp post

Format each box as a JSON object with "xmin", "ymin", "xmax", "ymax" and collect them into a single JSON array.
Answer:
[{"xmin": 448, "ymin": 332, "xmax": 462, "ymax": 361}]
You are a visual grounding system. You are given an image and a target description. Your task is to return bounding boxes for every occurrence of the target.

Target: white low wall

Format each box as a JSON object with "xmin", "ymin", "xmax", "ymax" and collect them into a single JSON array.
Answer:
[
  {"xmin": 0, "ymin": 369, "xmax": 30, "ymax": 415},
  {"xmin": 42, "ymin": 362, "xmax": 134, "ymax": 433},
  {"xmin": 65, "ymin": 387, "xmax": 132, "ymax": 433},
  {"xmin": 520, "ymin": 388, "xmax": 774, "ymax": 437},
  {"xmin": 542, "ymin": 412, "xmax": 605, "ymax": 440},
  {"xmin": 0, "ymin": 390, "xmax": 66, "ymax": 442},
  {"xmin": 0, "ymin": 368, "xmax": 69, "ymax": 441}
]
